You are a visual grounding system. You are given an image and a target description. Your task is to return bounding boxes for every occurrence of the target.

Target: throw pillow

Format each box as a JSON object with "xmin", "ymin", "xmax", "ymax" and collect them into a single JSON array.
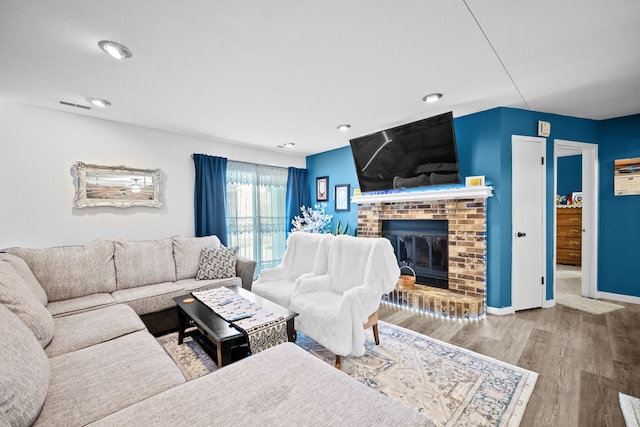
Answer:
[{"xmin": 196, "ymin": 247, "xmax": 237, "ymax": 280}]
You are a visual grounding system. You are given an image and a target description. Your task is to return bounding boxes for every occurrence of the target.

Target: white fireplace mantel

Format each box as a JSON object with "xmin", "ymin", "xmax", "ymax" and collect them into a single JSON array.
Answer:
[{"xmin": 352, "ymin": 185, "xmax": 493, "ymax": 204}]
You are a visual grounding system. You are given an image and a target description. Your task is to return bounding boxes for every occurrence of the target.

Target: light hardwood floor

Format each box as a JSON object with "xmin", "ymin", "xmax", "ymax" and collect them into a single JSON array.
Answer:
[{"xmin": 379, "ymin": 298, "xmax": 640, "ymax": 427}]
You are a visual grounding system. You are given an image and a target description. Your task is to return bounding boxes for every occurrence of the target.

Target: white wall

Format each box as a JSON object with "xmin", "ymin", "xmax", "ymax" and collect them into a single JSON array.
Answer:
[{"xmin": 0, "ymin": 101, "xmax": 305, "ymax": 248}]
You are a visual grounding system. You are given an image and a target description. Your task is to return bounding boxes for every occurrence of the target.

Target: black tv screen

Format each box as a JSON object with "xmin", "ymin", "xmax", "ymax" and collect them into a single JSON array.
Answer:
[{"xmin": 349, "ymin": 111, "xmax": 461, "ymax": 193}]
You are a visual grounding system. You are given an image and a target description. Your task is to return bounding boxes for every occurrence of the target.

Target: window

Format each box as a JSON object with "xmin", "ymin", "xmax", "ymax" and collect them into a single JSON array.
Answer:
[{"xmin": 226, "ymin": 161, "xmax": 288, "ymax": 275}]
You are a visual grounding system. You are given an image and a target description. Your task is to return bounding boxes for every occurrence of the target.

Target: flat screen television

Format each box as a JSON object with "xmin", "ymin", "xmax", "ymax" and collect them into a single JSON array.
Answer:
[{"xmin": 349, "ymin": 111, "xmax": 461, "ymax": 193}]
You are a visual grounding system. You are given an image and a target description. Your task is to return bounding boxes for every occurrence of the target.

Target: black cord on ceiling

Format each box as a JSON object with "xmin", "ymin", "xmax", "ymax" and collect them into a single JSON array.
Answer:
[{"xmin": 462, "ymin": 0, "xmax": 531, "ymax": 110}]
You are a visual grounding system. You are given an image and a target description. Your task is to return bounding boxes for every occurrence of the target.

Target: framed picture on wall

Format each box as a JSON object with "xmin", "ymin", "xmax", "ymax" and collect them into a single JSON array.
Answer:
[
  {"xmin": 335, "ymin": 184, "xmax": 350, "ymax": 211},
  {"xmin": 316, "ymin": 176, "xmax": 328, "ymax": 201}
]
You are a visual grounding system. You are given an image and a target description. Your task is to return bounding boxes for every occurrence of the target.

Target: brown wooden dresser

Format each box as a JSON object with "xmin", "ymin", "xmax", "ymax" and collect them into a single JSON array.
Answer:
[{"xmin": 556, "ymin": 206, "xmax": 582, "ymax": 266}]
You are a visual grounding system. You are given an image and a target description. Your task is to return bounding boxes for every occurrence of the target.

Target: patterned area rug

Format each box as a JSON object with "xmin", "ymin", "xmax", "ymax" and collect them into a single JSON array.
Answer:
[
  {"xmin": 620, "ymin": 393, "xmax": 640, "ymax": 427},
  {"xmin": 156, "ymin": 334, "xmax": 218, "ymax": 380},
  {"xmin": 158, "ymin": 321, "xmax": 537, "ymax": 426}
]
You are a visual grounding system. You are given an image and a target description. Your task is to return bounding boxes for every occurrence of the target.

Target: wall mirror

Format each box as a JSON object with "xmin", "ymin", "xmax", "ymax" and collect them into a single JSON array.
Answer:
[{"xmin": 73, "ymin": 161, "xmax": 164, "ymax": 208}]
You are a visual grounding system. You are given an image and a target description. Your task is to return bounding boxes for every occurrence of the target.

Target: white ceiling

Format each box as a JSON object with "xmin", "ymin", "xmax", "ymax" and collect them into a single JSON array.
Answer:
[{"xmin": 1, "ymin": 0, "xmax": 639, "ymax": 156}]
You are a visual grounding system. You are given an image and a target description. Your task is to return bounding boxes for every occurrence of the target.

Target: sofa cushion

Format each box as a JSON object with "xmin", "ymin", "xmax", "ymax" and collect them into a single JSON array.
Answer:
[
  {"xmin": 172, "ymin": 235, "xmax": 221, "ymax": 280},
  {"xmin": 46, "ymin": 293, "xmax": 116, "ymax": 317},
  {"xmin": 3, "ymin": 239, "xmax": 116, "ymax": 302},
  {"xmin": 0, "ymin": 253, "xmax": 48, "ymax": 305},
  {"xmin": 37, "ymin": 330, "xmax": 185, "ymax": 426},
  {"xmin": 251, "ymin": 279, "xmax": 296, "ymax": 309},
  {"xmin": 289, "ymin": 290, "xmax": 349, "ymax": 353},
  {"xmin": 45, "ymin": 304, "xmax": 146, "ymax": 358},
  {"xmin": 114, "ymin": 238, "xmax": 176, "ymax": 289},
  {"xmin": 87, "ymin": 342, "xmax": 431, "ymax": 427},
  {"xmin": 196, "ymin": 247, "xmax": 237, "ymax": 280},
  {"xmin": 0, "ymin": 260, "xmax": 55, "ymax": 347},
  {"xmin": 176, "ymin": 277, "xmax": 241, "ymax": 293},
  {"xmin": 0, "ymin": 304, "xmax": 50, "ymax": 427},
  {"xmin": 112, "ymin": 282, "xmax": 185, "ymax": 315}
]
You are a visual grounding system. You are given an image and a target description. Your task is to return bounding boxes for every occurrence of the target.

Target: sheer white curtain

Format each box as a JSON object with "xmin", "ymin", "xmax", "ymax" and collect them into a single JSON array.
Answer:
[{"xmin": 226, "ymin": 161, "xmax": 288, "ymax": 275}]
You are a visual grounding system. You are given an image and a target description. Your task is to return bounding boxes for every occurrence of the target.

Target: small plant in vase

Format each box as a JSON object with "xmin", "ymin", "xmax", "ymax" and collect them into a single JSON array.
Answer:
[{"xmin": 331, "ymin": 219, "xmax": 349, "ymax": 235}]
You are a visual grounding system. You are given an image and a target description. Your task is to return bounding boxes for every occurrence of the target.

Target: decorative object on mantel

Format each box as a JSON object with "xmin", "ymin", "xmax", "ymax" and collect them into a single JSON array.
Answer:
[
  {"xmin": 72, "ymin": 161, "xmax": 164, "ymax": 208},
  {"xmin": 465, "ymin": 175, "xmax": 485, "ymax": 187}
]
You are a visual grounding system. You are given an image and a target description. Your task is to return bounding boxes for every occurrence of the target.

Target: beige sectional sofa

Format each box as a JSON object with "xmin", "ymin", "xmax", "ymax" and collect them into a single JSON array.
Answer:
[
  {"xmin": 0, "ymin": 236, "xmax": 432, "ymax": 426},
  {"xmin": 3, "ymin": 235, "xmax": 256, "ymax": 334}
]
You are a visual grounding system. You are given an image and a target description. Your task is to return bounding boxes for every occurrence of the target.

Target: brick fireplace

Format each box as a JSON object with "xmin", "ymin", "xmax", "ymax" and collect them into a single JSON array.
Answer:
[{"xmin": 353, "ymin": 186, "xmax": 492, "ymax": 320}]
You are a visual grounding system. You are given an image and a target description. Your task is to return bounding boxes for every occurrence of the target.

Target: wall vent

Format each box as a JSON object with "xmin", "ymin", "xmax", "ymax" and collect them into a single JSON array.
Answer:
[{"xmin": 59, "ymin": 101, "xmax": 91, "ymax": 110}]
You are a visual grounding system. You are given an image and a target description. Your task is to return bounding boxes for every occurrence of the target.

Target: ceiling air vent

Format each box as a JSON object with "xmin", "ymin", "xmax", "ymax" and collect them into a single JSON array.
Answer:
[{"xmin": 59, "ymin": 101, "xmax": 91, "ymax": 110}]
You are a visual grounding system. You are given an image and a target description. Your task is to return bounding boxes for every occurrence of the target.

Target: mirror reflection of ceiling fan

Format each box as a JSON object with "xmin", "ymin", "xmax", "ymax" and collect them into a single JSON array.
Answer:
[{"xmin": 130, "ymin": 178, "xmax": 142, "ymax": 193}]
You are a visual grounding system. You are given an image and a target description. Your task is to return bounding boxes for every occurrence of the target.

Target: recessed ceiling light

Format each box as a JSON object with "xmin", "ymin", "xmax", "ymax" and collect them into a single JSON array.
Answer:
[
  {"xmin": 277, "ymin": 143, "xmax": 295, "ymax": 149},
  {"xmin": 98, "ymin": 40, "xmax": 133, "ymax": 59},
  {"xmin": 422, "ymin": 93, "xmax": 443, "ymax": 103},
  {"xmin": 337, "ymin": 124, "xmax": 351, "ymax": 131},
  {"xmin": 88, "ymin": 98, "xmax": 111, "ymax": 108}
]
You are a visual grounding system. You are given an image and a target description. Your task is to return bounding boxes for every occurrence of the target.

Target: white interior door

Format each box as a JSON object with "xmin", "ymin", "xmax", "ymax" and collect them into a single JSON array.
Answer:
[{"xmin": 512, "ymin": 136, "xmax": 546, "ymax": 311}]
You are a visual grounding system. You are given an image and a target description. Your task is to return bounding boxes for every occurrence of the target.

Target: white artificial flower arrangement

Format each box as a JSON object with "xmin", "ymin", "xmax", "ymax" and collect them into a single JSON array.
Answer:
[{"xmin": 291, "ymin": 204, "xmax": 333, "ymax": 233}]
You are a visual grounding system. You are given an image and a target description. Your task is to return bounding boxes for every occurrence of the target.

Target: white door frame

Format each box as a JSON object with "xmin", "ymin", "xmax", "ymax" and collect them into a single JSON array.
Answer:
[
  {"xmin": 553, "ymin": 139, "xmax": 599, "ymax": 299},
  {"xmin": 512, "ymin": 135, "xmax": 546, "ymax": 309}
]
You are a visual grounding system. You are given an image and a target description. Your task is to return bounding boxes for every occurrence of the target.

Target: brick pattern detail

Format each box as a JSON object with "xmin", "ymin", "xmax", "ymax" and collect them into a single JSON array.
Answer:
[{"xmin": 357, "ymin": 198, "xmax": 487, "ymax": 319}]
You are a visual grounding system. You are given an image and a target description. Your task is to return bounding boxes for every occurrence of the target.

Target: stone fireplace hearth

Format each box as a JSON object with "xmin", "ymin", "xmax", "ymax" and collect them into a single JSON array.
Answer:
[{"xmin": 353, "ymin": 186, "xmax": 492, "ymax": 320}]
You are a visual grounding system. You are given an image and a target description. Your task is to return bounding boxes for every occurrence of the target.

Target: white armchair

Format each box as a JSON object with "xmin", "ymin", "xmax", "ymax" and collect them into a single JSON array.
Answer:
[
  {"xmin": 251, "ymin": 232, "xmax": 334, "ymax": 309},
  {"xmin": 289, "ymin": 235, "xmax": 400, "ymax": 368}
]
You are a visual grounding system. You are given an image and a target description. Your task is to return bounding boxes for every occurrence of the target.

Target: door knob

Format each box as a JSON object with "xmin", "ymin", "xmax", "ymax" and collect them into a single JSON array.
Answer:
[{"xmin": 517, "ymin": 232, "xmax": 526, "ymax": 237}]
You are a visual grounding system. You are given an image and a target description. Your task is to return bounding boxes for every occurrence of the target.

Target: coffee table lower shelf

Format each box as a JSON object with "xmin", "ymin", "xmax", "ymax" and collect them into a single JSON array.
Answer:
[
  {"xmin": 174, "ymin": 288, "xmax": 297, "ymax": 368},
  {"xmin": 181, "ymin": 326, "xmax": 250, "ymax": 367}
]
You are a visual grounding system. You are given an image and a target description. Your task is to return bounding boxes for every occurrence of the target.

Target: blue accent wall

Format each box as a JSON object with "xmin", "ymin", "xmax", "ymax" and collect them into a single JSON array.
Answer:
[
  {"xmin": 454, "ymin": 109, "xmax": 506, "ymax": 308},
  {"xmin": 497, "ymin": 108, "xmax": 599, "ymax": 306},
  {"xmin": 557, "ymin": 155, "xmax": 582, "ymax": 199},
  {"xmin": 306, "ymin": 146, "xmax": 359, "ymax": 235},
  {"xmin": 305, "ymin": 108, "xmax": 640, "ymax": 308},
  {"xmin": 598, "ymin": 114, "xmax": 640, "ymax": 297}
]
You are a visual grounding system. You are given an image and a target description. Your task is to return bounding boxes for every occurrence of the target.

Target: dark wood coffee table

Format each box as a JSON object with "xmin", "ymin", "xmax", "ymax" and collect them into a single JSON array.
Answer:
[{"xmin": 174, "ymin": 286, "xmax": 297, "ymax": 368}]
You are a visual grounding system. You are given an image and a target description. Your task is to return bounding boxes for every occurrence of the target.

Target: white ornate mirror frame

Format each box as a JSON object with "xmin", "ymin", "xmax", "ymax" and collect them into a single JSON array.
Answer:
[{"xmin": 73, "ymin": 161, "xmax": 164, "ymax": 208}]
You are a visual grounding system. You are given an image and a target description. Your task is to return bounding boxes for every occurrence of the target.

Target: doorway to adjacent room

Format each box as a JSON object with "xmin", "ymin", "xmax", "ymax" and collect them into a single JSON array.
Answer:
[{"xmin": 554, "ymin": 140, "xmax": 599, "ymax": 303}]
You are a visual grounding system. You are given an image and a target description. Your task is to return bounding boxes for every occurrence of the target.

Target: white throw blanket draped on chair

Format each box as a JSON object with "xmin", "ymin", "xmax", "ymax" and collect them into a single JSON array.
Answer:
[
  {"xmin": 291, "ymin": 235, "xmax": 400, "ymax": 357},
  {"xmin": 252, "ymin": 232, "xmax": 334, "ymax": 309},
  {"xmin": 255, "ymin": 232, "xmax": 333, "ymax": 283}
]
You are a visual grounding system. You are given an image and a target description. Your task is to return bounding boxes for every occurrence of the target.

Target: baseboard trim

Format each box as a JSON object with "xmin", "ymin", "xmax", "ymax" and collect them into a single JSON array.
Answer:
[
  {"xmin": 487, "ymin": 306, "xmax": 515, "ymax": 316},
  {"xmin": 543, "ymin": 299, "xmax": 556, "ymax": 308},
  {"xmin": 598, "ymin": 291, "xmax": 640, "ymax": 305}
]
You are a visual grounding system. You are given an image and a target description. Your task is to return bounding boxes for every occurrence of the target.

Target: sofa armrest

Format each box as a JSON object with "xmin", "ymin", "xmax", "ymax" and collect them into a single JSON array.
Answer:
[
  {"xmin": 254, "ymin": 265, "xmax": 288, "ymax": 283},
  {"xmin": 235, "ymin": 256, "xmax": 257, "ymax": 290}
]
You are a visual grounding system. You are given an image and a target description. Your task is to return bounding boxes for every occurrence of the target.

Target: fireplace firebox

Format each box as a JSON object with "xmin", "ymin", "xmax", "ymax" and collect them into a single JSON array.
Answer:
[{"xmin": 382, "ymin": 219, "xmax": 448, "ymax": 289}]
